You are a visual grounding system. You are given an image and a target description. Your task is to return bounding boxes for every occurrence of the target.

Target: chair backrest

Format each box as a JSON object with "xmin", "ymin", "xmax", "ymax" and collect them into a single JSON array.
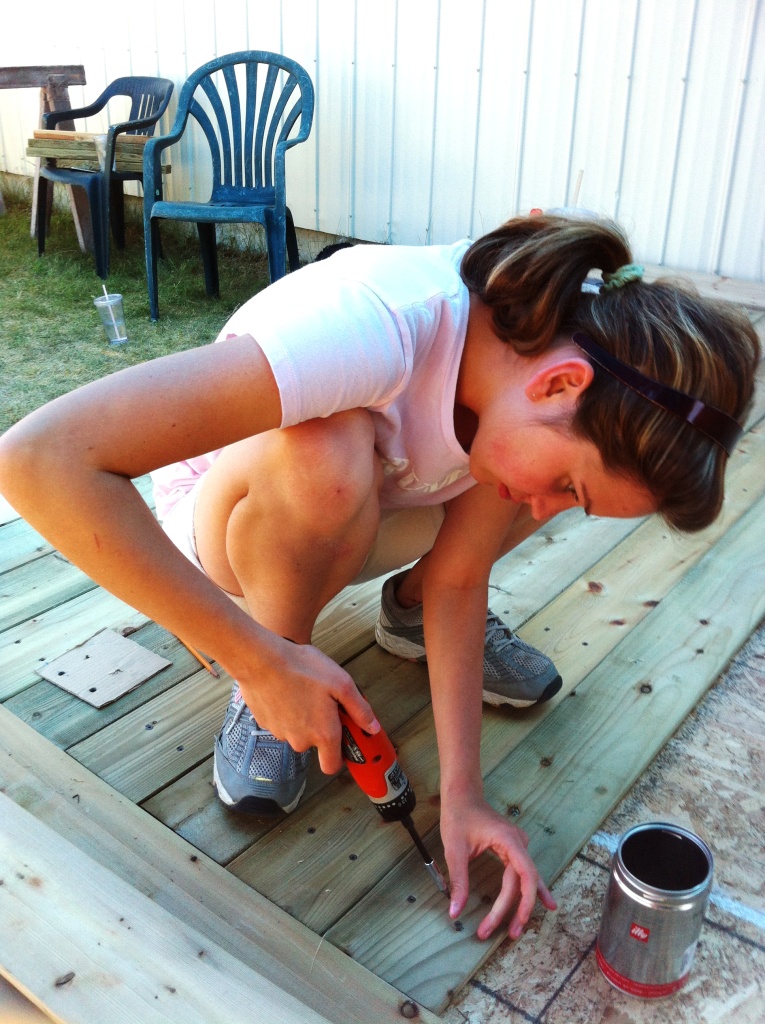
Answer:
[
  {"xmin": 101, "ymin": 76, "xmax": 175, "ymax": 135},
  {"xmin": 171, "ymin": 51, "xmax": 314, "ymax": 202}
]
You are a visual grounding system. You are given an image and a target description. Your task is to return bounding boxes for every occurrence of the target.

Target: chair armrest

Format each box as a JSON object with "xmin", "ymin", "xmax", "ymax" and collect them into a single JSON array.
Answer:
[
  {"xmin": 104, "ymin": 111, "xmax": 167, "ymax": 174},
  {"xmin": 42, "ymin": 98, "xmax": 108, "ymax": 129},
  {"xmin": 109, "ymin": 111, "xmax": 167, "ymax": 138}
]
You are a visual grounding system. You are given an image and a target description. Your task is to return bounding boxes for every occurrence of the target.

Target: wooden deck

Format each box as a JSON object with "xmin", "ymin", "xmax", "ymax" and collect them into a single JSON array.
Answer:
[{"xmin": 1, "ymin": 313, "xmax": 763, "ymax": 1023}]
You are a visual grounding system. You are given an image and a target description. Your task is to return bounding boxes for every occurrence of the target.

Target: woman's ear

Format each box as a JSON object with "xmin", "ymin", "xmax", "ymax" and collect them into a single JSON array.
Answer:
[{"xmin": 525, "ymin": 357, "xmax": 594, "ymax": 405}]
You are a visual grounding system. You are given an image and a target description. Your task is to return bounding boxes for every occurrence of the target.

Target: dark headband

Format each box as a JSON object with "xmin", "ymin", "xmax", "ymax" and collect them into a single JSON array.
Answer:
[{"xmin": 571, "ymin": 331, "xmax": 743, "ymax": 457}]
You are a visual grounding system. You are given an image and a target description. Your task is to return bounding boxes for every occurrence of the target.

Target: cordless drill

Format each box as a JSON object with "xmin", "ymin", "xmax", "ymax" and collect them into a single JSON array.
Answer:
[{"xmin": 338, "ymin": 706, "xmax": 449, "ymax": 897}]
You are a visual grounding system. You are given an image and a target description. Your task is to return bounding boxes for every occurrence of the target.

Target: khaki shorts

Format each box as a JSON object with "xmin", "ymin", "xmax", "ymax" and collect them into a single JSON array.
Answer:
[{"xmin": 160, "ymin": 478, "xmax": 445, "ymax": 613}]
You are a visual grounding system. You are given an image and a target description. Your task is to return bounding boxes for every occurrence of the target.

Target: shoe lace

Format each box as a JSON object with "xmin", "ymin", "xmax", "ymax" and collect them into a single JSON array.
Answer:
[
  {"xmin": 485, "ymin": 613, "xmax": 520, "ymax": 654},
  {"xmin": 227, "ymin": 697, "xmax": 274, "ymax": 739}
]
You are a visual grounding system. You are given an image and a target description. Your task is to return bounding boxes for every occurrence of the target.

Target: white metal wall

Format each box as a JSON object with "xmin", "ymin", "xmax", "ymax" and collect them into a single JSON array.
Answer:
[{"xmin": 1, "ymin": 0, "xmax": 763, "ymax": 280}]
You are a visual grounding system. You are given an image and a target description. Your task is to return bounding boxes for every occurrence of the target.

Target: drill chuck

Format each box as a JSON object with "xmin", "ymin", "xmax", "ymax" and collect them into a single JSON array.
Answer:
[{"xmin": 372, "ymin": 775, "xmax": 417, "ymax": 822}]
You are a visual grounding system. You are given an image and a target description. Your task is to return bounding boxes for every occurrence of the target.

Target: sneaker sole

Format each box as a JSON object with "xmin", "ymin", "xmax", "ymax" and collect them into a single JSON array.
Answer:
[
  {"xmin": 375, "ymin": 621, "xmax": 427, "ymax": 662},
  {"xmin": 482, "ymin": 675, "xmax": 563, "ymax": 709},
  {"xmin": 213, "ymin": 759, "xmax": 306, "ymax": 816}
]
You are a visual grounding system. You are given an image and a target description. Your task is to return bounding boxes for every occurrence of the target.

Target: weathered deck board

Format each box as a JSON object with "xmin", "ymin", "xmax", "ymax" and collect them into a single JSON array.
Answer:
[
  {"xmin": 0, "ymin": 587, "xmax": 149, "ymax": 702},
  {"xmin": 0, "ymin": 479, "xmax": 154, "ymax": 634},
  {"xmin": 0, "ymin": 794, "xmax": 333, "ymax": 1024},
  {"xmin": 67, "ymin": 667, "xmax": 232, "ymax": 802},
  {"xmin": 0, "ymin": 515, "xmax": 52, "ymax": 573},
  {"xmin": 0, "ymin": 709, "xmax": 436, "ymax": 1024},
  {"xmin": 0, "ymin": 550, "xmax": 98, "ymax": 632},
  {"xmin": 643, "ymin": 268, "xmax": 765, "ymax": 311},
  {"xmin": 139, "ymin": 511, "xmax": 643, "ymax": 866},
  {"xmin": 133, "ymin": 515, "xmax": 643, "ymax": 866}
]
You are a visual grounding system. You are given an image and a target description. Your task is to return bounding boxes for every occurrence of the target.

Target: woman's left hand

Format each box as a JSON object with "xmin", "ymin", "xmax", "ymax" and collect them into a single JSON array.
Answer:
[{"xmin": 440, "ymin": 794, "xmax": 557, "ymax": 941}]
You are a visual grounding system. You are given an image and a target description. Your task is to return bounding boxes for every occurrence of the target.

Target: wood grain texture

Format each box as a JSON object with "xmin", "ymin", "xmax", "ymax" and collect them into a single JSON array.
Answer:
[
  {"xmin": 642, "ymin": 264, "xmax": 765, "ymax": 310},
  {"xmin": 0, "ymin": 515, "xmax": 52, "ymax": 573},
  {"xmin": 36, "ymin": 629, "xmax": 171, "ymax": 707},
  {"xmin": 0, "ymin": 708, "xmax": 441, "ymax": 1024},
  {"xmin": 229, "ymin": 419, "xmax": 765, "ymax": 939},
  {"xmin": 0, "ymin": 588, "xmax": 149, "ymax": 702},
  {"xmin": 0, "ymin": 550, "xmax": 97, "ymax": 633},
  {"xmin": 0, "ymin": 66, "xmax": 86, "ymax": 89},
  {"xmin": 142, "ymin": 645, "xmax": 432, "ymax": 864},
  {"xmin": 0, "ymin": 482, "xmax": 155, "ymax": 701},
  {"xmin": 0, "ymin": 794, "xmax": 332, "ymax": 1024},
  {"xmin": 67, "ymin": 669, "xmax": 232, "ymax": 802}
]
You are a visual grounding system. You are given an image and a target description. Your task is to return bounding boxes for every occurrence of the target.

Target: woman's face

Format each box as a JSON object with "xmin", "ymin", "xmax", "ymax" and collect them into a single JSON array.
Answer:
[
  {"xmin": 457, "ymin": 305, "xmax": 659, "ymax": 521},
  {"xmin": 469, "ymin": 415, "xmax": 657, "ymax": 521}
]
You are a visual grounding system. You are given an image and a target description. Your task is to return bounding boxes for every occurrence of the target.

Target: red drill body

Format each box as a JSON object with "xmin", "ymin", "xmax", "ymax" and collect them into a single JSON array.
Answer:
[{"xmin": 338, "ymin": 707, "xmax": 449, "ymax": 896}]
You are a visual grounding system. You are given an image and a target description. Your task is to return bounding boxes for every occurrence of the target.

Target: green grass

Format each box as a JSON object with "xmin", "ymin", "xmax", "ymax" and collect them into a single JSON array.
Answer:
[{"xmin": 0, "ymin": 175, "xmax": 271, "ymax": 434}]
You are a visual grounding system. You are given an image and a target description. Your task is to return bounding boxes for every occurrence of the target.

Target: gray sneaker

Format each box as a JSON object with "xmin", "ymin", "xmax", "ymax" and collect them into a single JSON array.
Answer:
[
  {"xmin": 213, "ymin": 685, "xmax": 311, "ymax": 815},
  {"xmin": 375, "ymin": 573, "xmax": 562, "ymax": 708}
]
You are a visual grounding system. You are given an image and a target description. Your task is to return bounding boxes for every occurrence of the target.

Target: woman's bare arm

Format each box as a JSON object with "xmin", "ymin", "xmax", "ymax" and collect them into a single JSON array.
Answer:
[
  {"xmin": 0, "ymin": 335, "xmax": 281, "ymax": 641},
  {"xmin": 0, "ymin": 335, "xmax": 379, "ymax": 764},
  {"xmin": 422, "ymin": 484, "xmax": 556, "ymax": 938}
]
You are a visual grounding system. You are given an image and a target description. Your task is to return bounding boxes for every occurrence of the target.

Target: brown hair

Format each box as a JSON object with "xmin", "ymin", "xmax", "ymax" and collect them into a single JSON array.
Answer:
[{"xmin": 461, "ymin": 214, "xmax": 761, "ymax": 531}]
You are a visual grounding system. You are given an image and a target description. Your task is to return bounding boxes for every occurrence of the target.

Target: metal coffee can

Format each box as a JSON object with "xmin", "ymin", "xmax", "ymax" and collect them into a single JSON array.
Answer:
[{"xmin": 596, "ymin": 822, "xmax": 713, "ymax": 998}]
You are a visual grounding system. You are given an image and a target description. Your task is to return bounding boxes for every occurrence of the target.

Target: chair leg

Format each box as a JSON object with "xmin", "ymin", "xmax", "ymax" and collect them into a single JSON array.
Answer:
[
  {"xmin": 286, "ymin": 207, "xmax": 300, "ymax": 273},
  {"xmin": 145, "ymin": 215, "xmax": 161, "ymax": 321},
  {"xmin": 36, "ymin": 176, "xmax": 50, "ymax": 256},
  {"xmin": 197, "ymin": 223, "xmax": 219, "ymax": 298},
  {"xmin": 110, "ymin": 180, "xmax": 126, "ymax": 250},
  {"xmin": 87, "ymin": 178, "xmax": 109, "ymax": 279},
  {"xmin": 264, "ymin": 209, "xmax": 287, "ymax": 283}
]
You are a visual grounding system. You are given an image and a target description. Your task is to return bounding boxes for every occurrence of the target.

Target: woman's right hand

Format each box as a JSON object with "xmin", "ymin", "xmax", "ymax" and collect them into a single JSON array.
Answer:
[{"xmin": 233, "ymin": 633, "xmax": 380, "ymax": 774}]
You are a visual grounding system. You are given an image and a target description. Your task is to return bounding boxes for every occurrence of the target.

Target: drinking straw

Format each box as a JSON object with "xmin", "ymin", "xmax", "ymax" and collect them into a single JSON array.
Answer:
[{"xmin": 102, "ymin": 284, "xmax": 120, "ymax": 336}]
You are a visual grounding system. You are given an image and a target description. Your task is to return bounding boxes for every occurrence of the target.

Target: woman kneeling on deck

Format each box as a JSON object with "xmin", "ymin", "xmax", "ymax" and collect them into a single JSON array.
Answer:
[{"xmin": 0, "ymin": 214, "xmax": 758, "ymax": 942}]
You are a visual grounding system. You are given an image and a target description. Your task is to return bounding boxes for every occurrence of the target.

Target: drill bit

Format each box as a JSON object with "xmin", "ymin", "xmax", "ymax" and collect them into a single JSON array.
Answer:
[{"xmin": 401, "ymin": 813, "xmax": 450, "ymax": 898}]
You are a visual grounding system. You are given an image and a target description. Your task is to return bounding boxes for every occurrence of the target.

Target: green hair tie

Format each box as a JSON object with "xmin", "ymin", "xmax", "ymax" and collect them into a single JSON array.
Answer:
[{"xmin": 601, "ymin": 263, "xmax": 644, "ymax": 291}]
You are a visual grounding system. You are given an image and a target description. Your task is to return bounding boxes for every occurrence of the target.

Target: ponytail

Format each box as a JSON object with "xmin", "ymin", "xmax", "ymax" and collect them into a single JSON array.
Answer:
[{"xmin": 460, "ymin": 214, "xmax": 631, "ymax": 353}]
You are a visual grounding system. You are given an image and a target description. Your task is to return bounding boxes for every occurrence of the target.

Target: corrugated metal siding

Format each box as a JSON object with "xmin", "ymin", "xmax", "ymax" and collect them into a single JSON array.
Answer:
[{"xmin": 1, "ymin": 0, "xmax": 763, "ymax": 279}]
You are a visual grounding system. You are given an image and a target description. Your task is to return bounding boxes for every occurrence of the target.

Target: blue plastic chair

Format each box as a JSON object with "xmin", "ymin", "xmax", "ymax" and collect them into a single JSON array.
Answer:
[
  {"xmin": 143, "ymin": 51, "xmax": 314, "ymax": 320},
  {"xmin": 36, "ymin": 76, "xmax": 174, "ymax": 279}
]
